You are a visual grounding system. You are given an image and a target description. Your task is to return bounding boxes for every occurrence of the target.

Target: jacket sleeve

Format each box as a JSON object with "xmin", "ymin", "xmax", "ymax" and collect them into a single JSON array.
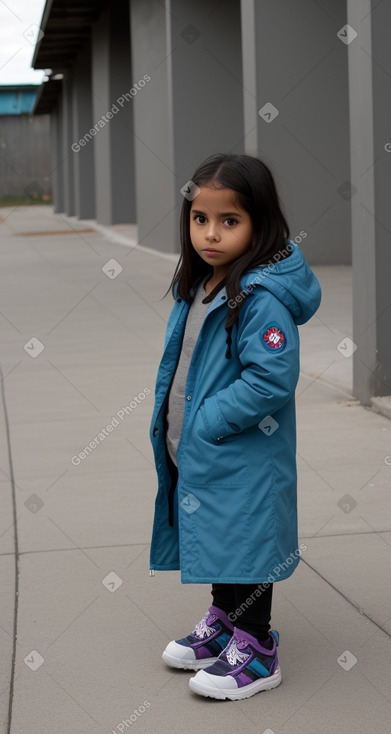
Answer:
[{"xmin": 199, "ymin": 291, "xmax": 300, "ymax": 441}]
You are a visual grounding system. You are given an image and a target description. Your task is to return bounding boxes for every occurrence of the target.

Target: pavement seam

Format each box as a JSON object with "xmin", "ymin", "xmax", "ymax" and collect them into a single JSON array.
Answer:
[
  {"xmin": 0, "ymin": 362, "xmax": 20, "ymax": 734},
  {"xmin": 298, "ymin": 368, "xmax": 353, "ymax": 399},
  {"xmin": 300, "ymin": 556, "xmax": 391, "ymax": 639},
  {"xmin": 9, "ymin": 542, "xmax": 149, "ymax": 557},
  {"xmin": 301, "ymin": 529, "xmax": 391, "ymax": 538}
]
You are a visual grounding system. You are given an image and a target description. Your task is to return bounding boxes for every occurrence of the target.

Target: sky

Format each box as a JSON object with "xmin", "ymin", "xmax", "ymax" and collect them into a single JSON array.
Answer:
[{"xmin": 0, "ymin": 0, "xmax": 47, "ymax": 85}]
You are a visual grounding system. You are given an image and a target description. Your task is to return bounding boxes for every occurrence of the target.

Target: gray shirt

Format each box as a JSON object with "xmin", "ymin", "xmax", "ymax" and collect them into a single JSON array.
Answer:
[{"xmin": 166, "ymin": 274, "xmax": 215, "ymax": 466}]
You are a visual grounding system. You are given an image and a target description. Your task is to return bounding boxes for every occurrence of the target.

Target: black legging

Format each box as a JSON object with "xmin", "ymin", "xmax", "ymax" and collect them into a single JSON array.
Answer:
[{"xmin": 211, "ymin": 583, "xmax": 273, "ymax": 641}]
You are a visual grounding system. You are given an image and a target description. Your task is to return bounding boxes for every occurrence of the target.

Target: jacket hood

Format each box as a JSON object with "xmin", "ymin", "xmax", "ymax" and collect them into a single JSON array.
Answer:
[
  {"xmin": 239, "ymin": 241, "xmax": 321, "ymax": 326},
  {"xmin": 177, "ymin": 241, "xmax": 321, "ymax": 359}
]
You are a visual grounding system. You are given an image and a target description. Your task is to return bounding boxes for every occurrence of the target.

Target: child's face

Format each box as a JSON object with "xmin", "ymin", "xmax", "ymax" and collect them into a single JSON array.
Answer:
[{"xmin": 190, "ymin": 186, "xmax": 254, "ymax": 275}]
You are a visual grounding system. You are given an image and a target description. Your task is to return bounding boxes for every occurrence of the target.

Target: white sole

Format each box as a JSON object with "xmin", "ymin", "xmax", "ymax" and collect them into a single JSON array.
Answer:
[
  {"xmin": 162, "ymin": 650, "xmax": 219, "ymax": 671},
  {"xmin": 189, "ymin": 666, "xmax": 282, "ymax": 700}
]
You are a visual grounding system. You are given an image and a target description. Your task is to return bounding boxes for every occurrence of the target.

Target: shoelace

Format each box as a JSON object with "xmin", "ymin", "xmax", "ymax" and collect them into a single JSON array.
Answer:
[
  {"xmin": 193, "ymin": 612, "xmax": 217, "ymax": 639},
  {"xmin": 225, "ymin": 637, "xmax": 249, "ymax": 666}
]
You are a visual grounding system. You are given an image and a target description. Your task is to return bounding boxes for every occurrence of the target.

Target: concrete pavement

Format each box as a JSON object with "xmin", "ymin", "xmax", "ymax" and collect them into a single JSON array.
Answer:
[{"xmin": 0, "ymin": 205, "xmax": 390, "ymax": 733}]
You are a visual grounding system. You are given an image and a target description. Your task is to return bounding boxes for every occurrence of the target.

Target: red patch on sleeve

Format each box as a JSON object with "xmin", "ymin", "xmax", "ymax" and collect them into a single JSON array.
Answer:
[{"xmin": 262, "ymin": 325, "xmax": 286, "ymax": 352}]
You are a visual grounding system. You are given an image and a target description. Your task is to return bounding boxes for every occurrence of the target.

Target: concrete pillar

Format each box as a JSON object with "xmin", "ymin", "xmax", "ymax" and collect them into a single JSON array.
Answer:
[
  {"xmin": 91, "ymin": 0, "xmax": 135, "ymax": 225},
  {"xmin": 348, "ymin": 0, "xmax": 391, "ymax": 402},
  {"xmin": 62, "ymin": 72, "xmax": 75, "ymax": 216},
  {"xmin": 241, "ymin": 0, "xmax": 351, "ymax": 265},
  {"xmin": 72, "ymin": 39, "xmax": 95, "ymax": 219},
  {"xmin": 50, "ymin": 93, "xmax": 64, "ymax": 213},
  {"xmin": 129, "ymin": 0, "xmax": 244, "ymax": 253}
]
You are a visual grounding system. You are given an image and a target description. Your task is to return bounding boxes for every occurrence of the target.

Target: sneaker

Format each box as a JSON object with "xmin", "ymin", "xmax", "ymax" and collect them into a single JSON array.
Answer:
[
  {"xmin": 162, "ymin": 605, "xmax": 234, "ymax": 671},
  {"xmin": 188, "ymin": 627, "xmax": 281, "ymax": 700}
]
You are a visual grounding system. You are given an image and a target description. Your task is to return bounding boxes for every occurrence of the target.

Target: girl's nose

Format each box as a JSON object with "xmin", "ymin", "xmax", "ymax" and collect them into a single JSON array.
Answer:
[{"xmin": 205, "ymin": 224, "xmax": 220, "ymax": 241}]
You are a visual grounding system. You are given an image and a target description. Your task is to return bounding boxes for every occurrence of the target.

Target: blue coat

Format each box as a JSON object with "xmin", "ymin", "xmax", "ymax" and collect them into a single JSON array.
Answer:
[{"xmin": 149, "ymin": 242, "xmax": 321, "ymax": 584}]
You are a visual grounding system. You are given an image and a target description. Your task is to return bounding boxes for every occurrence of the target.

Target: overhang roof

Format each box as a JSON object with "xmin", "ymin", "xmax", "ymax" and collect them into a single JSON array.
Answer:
[{"xmin": 32, "ymin": 0, "xmax": 105, "ymax": 69}]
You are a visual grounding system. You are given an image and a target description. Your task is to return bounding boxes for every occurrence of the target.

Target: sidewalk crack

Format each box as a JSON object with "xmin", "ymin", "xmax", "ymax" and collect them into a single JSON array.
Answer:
[
  {"xmin": 0, "ymin": 362, "xmax": 20, "ymax": 734},
  {"xmin": 301, "ymin": 556, "xmax": 391, "ymax": 639}
]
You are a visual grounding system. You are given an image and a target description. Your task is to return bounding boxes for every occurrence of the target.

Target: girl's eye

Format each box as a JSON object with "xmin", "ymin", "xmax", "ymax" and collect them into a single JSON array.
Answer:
[{"xmin": 192, "ymin": 215, "xmax": 237, "ymax": 226}]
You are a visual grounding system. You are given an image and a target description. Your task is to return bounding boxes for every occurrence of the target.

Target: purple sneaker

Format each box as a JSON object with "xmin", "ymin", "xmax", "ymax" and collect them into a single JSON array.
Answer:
[
  {"xmin": 188, "ymin": 627, "xmax": 281, "ymax": 699},
  {"xmin": 162, "ymin": 605, "xmax": 234, "ymax": 670}
]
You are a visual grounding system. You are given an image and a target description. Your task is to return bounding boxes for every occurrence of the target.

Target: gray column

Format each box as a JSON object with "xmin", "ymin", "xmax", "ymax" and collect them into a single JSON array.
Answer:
[
  {"xmin": 72, "ymin": 39, "xmax": 95, "ymax": 219},
  {"xmin": 372, "ymin": 2, "xmax": 391, "ymax": 398},
  {"xmin": 62, "ymin": 72, "xmax": 75, "ymax": 216},
  {"xmin": 50, "ymin": 95, "xmax": 64, "ymax": 213},
  {"xmin": 129, "ymin": 0, "xmax": 244, "ymax": 253},
  {"xmin": 348, "ymin": 0, "xmax": 391, "ymax": 402},
  {"xmin": 241, "ymin": 0, "xmax": 351, "ymax": 265},
  {"xmin": 91, "ymin": 0, "xmax": 135, "ymax": 225}
]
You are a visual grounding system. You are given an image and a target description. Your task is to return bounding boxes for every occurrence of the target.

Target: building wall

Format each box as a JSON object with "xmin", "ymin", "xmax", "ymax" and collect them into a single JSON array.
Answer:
[
  {"xmin": 39, "ymin": 0, "xmax": 352, "ymax": 265},
  {"xmin": 348, "ymin": 0, "xmax": 391, "ymax": 401},
  {"xmin": 372, "ymin": 0, "xmax": 391, "ymax": 396},
  {"xmin": 130, "ymin": 0, "xmax": 244, "ymax": 253},
  {"xmin": 129, "ymin": 0, "xmax": 173, "ymax": 251},
  {"xmin": 243, "ymin": 0, "xmax": 351, "ymax": 265},
  {"xmin": 91, "ymin": 0, "xmax": 135, "ymax": 224},
  {"xmin": 0, "ymin": 114, "xmax": 51, "ymax": 199}
]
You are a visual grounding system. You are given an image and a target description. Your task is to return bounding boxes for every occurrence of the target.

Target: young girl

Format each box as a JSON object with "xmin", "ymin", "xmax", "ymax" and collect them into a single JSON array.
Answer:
[{"xmin": 149, "ymin": 153, "xmax": 321, "ymax": 701}]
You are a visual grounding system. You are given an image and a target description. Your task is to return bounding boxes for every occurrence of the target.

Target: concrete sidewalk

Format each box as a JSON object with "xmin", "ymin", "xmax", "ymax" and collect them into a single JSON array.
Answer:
[{"xmin": 0, "ymin": 205, "xmax": 390, "ymax": 733}]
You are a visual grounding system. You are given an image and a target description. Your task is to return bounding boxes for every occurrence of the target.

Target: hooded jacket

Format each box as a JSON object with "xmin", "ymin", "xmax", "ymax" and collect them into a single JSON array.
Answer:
[{"xmin": 149, "ymin": 242, "xmax": 322, "ymax": 584}]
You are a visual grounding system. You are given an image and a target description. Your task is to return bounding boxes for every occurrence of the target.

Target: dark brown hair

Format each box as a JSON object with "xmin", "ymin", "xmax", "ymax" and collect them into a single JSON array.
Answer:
[{"xmin": 162, "ymin": 152, "xmax": 291, "ymax": 332}]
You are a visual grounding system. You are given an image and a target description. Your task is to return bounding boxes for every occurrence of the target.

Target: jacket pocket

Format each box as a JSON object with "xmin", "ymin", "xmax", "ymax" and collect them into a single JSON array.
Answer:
[{"xmin": 182, "ymin": 407, "xmax": 250, "ymax": 487}]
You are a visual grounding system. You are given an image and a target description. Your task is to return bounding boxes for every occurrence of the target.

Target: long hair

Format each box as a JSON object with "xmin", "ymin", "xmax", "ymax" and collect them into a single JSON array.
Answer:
[{"xmin": 162, "ymin": 153, "xmax": 291, "ymax": 333}]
